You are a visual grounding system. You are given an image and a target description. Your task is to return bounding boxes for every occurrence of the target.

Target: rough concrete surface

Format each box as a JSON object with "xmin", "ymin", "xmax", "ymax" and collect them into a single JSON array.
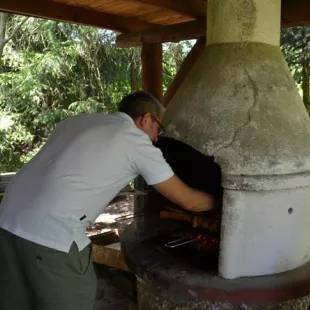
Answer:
[
  {"xmin": 207, "ymin": 0, "xmax": 281, "ymax": 46},
  {"xmin": 219, "ymin": 186, "xmax": 310, "ymax": 278},
  {"xmin": 121, "ymin": 219, "xmax": 310, "ymax": 303},
  {"xmin": 164, "ymin": 43, "xmax": 310, "ymax": 177}
]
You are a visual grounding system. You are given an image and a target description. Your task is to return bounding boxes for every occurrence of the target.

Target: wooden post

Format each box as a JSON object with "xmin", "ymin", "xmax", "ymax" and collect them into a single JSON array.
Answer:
[
  {"xmin": 141, "ymin": 42, "xmax": 163, "ymax": 101},
  {"xmin": 303, "ymin": 63, "xmax": 310, "ymax": 114},
  {"xmin": 163, "ymin": 37, "xmax": 206, "ymax": 107},
  {"xmin": 135, "ymin": 42, "xmax": 163, "ymax": 214}
]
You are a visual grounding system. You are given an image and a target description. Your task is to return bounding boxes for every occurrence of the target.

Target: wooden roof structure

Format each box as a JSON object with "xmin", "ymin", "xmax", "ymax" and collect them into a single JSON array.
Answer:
[{"xmin": 0, "ymin": 0, "xmax": 309, "ymax": 47}]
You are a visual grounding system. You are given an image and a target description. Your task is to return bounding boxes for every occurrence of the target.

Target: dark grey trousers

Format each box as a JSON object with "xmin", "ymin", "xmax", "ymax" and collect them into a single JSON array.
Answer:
[{"xmin": 0, "ymin": 228, "xmax": 97, "ymax": 310}]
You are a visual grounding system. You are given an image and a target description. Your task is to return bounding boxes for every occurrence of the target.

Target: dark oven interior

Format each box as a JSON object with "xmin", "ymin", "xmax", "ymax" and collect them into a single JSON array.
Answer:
[{"xmin": 142, "ymin": 137, "xmax": 223, "ymax": 271}]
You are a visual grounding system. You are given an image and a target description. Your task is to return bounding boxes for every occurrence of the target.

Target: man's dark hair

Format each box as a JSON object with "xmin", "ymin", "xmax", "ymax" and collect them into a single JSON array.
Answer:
[{"xmin": 118, "ymin": 91, "xmax": 165, "ymax": 120}]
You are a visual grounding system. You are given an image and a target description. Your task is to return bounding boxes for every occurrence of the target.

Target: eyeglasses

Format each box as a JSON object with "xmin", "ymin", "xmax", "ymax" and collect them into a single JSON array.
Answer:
[{"xmin": 150, "ymin": 115, "xmax": 165, "ymax": 136}]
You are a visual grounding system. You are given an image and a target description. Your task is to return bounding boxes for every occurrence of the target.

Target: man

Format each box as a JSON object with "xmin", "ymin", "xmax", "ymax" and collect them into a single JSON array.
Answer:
[{"xmin": 0, "ymin": 91, "xmax": 214, "ymax": 310}]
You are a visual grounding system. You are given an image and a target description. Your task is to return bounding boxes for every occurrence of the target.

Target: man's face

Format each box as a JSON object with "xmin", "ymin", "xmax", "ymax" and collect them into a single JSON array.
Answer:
[{"xmin": 135, "ymin": 113, "xmax": 164, "ymax": 142}]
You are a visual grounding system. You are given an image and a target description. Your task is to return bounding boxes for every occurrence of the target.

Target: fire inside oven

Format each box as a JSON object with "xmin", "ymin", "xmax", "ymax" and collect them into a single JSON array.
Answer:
[{"xmin": 145, "ymin": 137, "xmax": 223, "ymax": 271}]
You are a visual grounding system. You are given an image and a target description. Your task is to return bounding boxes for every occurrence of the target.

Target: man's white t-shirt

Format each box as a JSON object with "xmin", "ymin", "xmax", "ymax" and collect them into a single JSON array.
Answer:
[{"xmin": 0, "ymin": 112, "xmax": 174, "ymax": 252}]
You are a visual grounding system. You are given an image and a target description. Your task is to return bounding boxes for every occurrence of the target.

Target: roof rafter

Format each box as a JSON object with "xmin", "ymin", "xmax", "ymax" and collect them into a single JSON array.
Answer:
[
  {"xmin": 125, "ymin": 0, "xmax": 206, "ymax": 19},
  {"xmin": 282, "ymin": 1, "xmax": 310, "ymax": 28},
  {"xmin": 116, "ymin": 20, "xmax": 205, "ymax": 47},
  {"xmin": 0, "ymin": 0, "xmax": 155, "ymax": 32}
]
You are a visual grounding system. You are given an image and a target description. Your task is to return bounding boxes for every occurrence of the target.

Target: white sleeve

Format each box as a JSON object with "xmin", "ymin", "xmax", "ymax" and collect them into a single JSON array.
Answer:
[{"xmin": 130, "ymin": 136, "xmax": 174, "ymax": 185}]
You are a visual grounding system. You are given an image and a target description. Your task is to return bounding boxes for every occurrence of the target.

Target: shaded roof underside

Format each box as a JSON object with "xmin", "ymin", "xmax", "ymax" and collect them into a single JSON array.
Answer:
[{"xmin": 0, "ymin": 0, "xmax": 309, "ymax": 43}]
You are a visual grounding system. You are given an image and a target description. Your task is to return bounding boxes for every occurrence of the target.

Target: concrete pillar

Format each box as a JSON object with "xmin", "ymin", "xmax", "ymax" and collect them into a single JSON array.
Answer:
[
  {"xmin": 207, "ymin": 0, "xmax": 281, "ymax": 46},
  {"xmin": 163, "ymin": 0, "xmax": 310, "ymax": 280}
]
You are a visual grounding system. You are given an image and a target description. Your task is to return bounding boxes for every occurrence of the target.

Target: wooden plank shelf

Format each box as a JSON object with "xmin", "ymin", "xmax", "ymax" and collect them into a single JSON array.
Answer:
[{"xmin": 90, "ymin": 231, "xmax": 129, "ymax": 271}]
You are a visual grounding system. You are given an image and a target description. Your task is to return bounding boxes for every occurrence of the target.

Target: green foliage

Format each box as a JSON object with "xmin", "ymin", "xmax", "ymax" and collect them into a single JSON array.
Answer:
[
  {"xmin": 0, "ymin": 15, "xmax": 191, "ymax": 173},
  {"xmin": 162, "ymin": 41, "xmax": 194, "ymax": 92},
  {"xmin": 0, "ymin": 17, "xmax": 130, "ymax": 172},
  {"xmin": 281, "ymin": 27, "xmax": 310, "ymax": 88},
  {"xmin": 0, "ymin": 112, "xmax": 34, "ymax": 172}
]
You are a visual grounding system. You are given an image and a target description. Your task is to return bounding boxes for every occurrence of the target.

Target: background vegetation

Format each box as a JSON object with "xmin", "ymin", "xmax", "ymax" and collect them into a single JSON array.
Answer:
[{"xmin": 0, "ymin": 13, "xmax": 309, "ymax": 173}]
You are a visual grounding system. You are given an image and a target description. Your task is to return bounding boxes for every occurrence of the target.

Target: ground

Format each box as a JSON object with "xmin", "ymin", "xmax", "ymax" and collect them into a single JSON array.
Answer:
[
  {"xmin": 88, "ymin": 195, "xmax": 137, "ymax": 310},
  {"xmin": 87, "ymin": 195, "xmax": 134, "ymax": 238},
  {"xmin": 95, "ymin": 268, "xmax": 137, "ymax": 310}
]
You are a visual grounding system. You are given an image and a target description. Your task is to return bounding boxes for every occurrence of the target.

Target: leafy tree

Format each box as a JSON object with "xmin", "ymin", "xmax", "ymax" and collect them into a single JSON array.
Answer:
[
  {"xmin": 0, "ymin": 111, "xmax": 34, "ymax": 171},
  {"xmin": 162, "ymin": 41, "xmax": 194, "ymax": 92},
  {"xmin": 281, "ymin": 27, "xmax": 310, "ymax": 112},
  {"xmin": 0, "ymin": 14, "xmax": 191, "ymax": 173},
  {"xmin": 0, "ymin": 15, "xmax": 140, "ymax": 172},
  {"xmin": 0, "ymin": 13, "xmax": 29, "ymax": 66}
]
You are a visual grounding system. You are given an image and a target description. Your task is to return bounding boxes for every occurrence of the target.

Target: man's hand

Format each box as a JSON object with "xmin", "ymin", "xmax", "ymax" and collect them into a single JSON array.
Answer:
[
  {"xmin": 187, "ymin": 189, "xmax": 215, "ymax": 212},
  {"xmin": 153, "ymin": 175, "xmax": 215, "ymax": 212}
]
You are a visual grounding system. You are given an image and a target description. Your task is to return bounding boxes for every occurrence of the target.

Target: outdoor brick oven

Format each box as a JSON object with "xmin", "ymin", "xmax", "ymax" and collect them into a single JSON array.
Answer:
[{"xmin": 121, "ymin": 0, "xmax": 310, "ymax": 309}]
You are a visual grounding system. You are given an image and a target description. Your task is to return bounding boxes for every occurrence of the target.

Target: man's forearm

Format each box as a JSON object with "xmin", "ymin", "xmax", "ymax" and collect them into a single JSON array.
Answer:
[{"xmin": 153, "ymin": 175, "xmax": 215, "ymax": 212}]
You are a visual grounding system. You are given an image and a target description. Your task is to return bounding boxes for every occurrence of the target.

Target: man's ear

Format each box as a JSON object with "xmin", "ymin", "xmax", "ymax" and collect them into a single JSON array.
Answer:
[
  {"xmin": 141, "ymin": 113, "xmax": 151, "ymax": 125},
  {"xmin": 134, "ymin": 116, "xmax": 143, "ymax": 129}
]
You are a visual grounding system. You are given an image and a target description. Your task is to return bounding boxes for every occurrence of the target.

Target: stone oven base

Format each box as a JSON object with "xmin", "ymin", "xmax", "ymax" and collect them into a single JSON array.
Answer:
[
  {"xmin": 121, "ymin": 220, "xmax": 310, "ymax": 307},
  {"xmin": 137, "ymin": 279, "xmax": 310, "ymax": 310}
]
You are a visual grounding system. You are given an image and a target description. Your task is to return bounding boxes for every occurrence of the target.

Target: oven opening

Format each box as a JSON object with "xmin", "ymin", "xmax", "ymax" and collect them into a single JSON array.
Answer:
[{"xmin": 148, "ymin": 137, "xmax": 223, "ymax": 272}]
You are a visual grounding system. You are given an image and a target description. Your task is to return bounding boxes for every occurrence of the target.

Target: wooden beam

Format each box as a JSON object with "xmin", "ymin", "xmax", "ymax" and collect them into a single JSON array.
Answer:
[
  {"xmin": 141, "ymin": 42, "xmax": 163, "ymax": 101},
  {"xmin": 125, "ymin": 0, "xmax": 206, "ymax": 18},
  {"xmin": 0, "ymin": 0, "xmax": 154, "ymax": 32},
  {"xmin": 116, "ymin": 20, "xmax": 205, "ymax": 48},
  {"xmin": 282, "ymin": 1, "xmax": 310, "ymax": 28},
  {"xmin": 163, "ymin": 38, "xmax": 206, "ymax": 108},
  {"xmin": 117, "ymin": 1, "xmax": 310, "ymax": 47}
]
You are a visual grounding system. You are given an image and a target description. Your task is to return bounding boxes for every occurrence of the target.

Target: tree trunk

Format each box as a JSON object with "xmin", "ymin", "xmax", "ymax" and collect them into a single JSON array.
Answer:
[
  {"xmin": 303, "ymin": 62, "xmax": 310, "ymax": 114},
  {"xmin": 0, "ymin": 13, "xmax": 9, "ymax": 64},
  {"xmin": 174, "ymin": 44, "xmax": 184, "ymax": 71},
  {"xmin": 130, "ymin": 62, "xmax": 139, "ymax": 92},
  {"xmin": 0, "ymin": 13, "xmax": 29, "ymax": 71}
]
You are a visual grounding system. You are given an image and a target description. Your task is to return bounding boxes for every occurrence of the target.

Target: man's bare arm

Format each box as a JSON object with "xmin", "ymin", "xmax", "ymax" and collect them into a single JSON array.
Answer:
[{"xmin": 153, "ymin": 175, "xmax": 215, "ymax": 212}]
